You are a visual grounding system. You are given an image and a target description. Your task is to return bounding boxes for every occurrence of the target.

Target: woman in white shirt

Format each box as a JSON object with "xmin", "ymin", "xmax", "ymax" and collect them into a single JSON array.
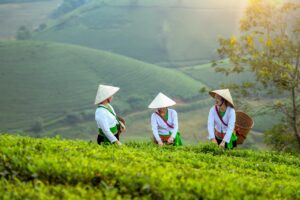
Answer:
[
  {"xmin": 94, "ymin": 84, "xmax": 125, "ymax": 145},
  {"xmin": 207, "ymin": 89, "xmax": 237, "ymax": 149},
  {"xmin": 149, "ymin": 92, "xmax": 182, "ymax": 146}
]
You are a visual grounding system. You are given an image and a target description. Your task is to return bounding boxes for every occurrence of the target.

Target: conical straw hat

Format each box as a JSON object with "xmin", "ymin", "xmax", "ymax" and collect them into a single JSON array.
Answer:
[
  {"xmin": 148, "ymin": 92, "xmax": 176, "ymax": 109},
  {"xmin": 94, "ymin": 84, "xmax": 120, "ymax": 105},
  {"xmin": 209, "ymin": 89, "xmax": 234, "ymax": 107}
]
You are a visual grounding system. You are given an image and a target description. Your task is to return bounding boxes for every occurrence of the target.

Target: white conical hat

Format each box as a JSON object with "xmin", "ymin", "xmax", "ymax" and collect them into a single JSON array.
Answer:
[
  {"xmin": 209, "ymin": 89, "xmax": 234, "ymax": 107},
  {"xmin": 94, "ymin": 84, "xmax": 120, "ymax": 105},
  {"xmin": 148, "ymin": 92, "xmax": 176, "ymax": 109}
]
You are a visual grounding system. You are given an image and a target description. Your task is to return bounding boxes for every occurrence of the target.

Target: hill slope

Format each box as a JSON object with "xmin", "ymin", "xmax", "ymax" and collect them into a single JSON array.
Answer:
[
  {"xmin": 0, "ymin": 134, "xmax": 299, "ymax": 199},
  {"xmin": 33, "ymin": 0, "xmax": 248, "ymax": 66},
  {"xmin": 0, "ymin": 40, "xmax": 204, "ymax": 131},
  {"xmin": 0, "ymin": 0, "xmax": 62, "ymax": 39},
  {"xmin": 179, "ymin": 61, "xmax": 255, "ymax": 88}
]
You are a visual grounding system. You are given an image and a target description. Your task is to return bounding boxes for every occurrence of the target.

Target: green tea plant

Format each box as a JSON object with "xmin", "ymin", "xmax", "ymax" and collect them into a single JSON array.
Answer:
[{"xmin": 0, "ymin": 134, "xmax": 299, "ymax": 199}]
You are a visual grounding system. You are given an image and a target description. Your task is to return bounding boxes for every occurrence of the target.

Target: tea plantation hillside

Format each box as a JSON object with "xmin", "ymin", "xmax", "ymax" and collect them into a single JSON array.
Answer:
[
  {"xmin": 1, "ymin": 134, "xmax": 299, "ymax": 199},
  {"xmin": 0, "ymin": 40, "xmax": 204, "ymax": 131},
  {"xmin": 33, "ymin": 0, "xmax": 247, "ymax": 66},
  {"xmin": 0, "ymin": 0, "xmax": 61, "ymax": 39}
]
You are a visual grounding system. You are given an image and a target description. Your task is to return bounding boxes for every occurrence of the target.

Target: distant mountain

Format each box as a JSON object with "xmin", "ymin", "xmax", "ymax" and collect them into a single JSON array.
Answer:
[{"xmin": 33, "ymin": 0, "xmax": 248, "ymax": 66}]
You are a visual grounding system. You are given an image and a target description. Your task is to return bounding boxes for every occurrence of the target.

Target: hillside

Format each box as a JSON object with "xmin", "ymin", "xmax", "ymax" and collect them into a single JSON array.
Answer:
[
  {"xmin": 33, "ymin": 0, "xmax": 248, "ymax": 66},
  {"xmin": 0, "ymin": 0, "xmax": 62, "ymax": 39},
  {"xmin": 0, "ymin": 134, "xmax": 299, "ymax": 199},
  {"xmin": 0, "ymin": 40, "xmax": 205, "ymax": 131},
  {"xmin": 179, "ymin": 61, "xmax": 255, "ymax": 88}
]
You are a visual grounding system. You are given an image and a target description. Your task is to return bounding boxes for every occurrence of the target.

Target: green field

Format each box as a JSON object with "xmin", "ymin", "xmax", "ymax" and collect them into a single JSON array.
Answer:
[
  {"xmin": 0, "ymin": 134, "xmax": 299, "ymax": 199},
  {"xmin": 0, "ymin": 0, "xmax": 61, "ymax": 39},
  {"xmin": 33, "ymin": 0, "xmax": 247, "ymax": 65},
  {"xmin": 178, "ymin": 61, "xmax": 255, "ymax": 88},
  {"xmin": 0, "ymin": 40, "xmax": 205, "ymax": 131}
]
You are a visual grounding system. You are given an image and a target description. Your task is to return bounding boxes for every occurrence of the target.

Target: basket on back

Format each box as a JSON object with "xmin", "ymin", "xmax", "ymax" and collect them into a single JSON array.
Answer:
[{"xmin": 235, "ymin": 111, "xmax": 254, "ymax": 144}]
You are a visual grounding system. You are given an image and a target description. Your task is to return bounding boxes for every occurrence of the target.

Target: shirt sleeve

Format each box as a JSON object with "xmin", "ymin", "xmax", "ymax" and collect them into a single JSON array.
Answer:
[
  {"xmin": 151, "ymin": 113, "xmax": 162, "ymax": 143},
  {"xmin": 95, "ymin": 111, "xmax": 118, "ymax": 143},
  {"xmin": 170, "ymin": 110, "xmax": 178, "ymax": 139},
  {"xmin": 223, "ymin": 108, "xmax": 236, "ymax": 143},
  {"xmin": 207, "ymin": 107, "xmax": 215, "ymax": 140}
]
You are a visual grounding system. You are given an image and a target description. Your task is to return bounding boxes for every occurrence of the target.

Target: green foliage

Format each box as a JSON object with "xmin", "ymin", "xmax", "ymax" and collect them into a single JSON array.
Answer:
[
  {"xmin": 29, "ymin": 118, "xmax": 44, "ymax": 133},
  {"xmin": 215, "ymin": 0, "xmax": 300, "ymax": 151},
  {"xmin": 126, "ymin": 94, "xmax": 146, "ymax": 111},
  {"xmin": 264, "ymin": 123, "xmax": 299, "ymax": 153},
  {"xmin": 16, "ymin": 26, "xmax": 32, "ymax": 40},
  {"xmin": 64, "ymin": 112, "xmax": 82, "ymax": 125},
  {"xmin": 36, "ymin": 23, "xmax": 47, "ymax": 32},
  {"xmin": 0, "ymin": 134, "xmax": 299, "ymax": 199}
]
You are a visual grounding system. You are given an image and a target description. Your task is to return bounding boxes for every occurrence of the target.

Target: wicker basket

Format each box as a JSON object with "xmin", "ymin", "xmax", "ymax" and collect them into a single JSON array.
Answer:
[{"xmin": 235, "ymin": 111, "xmax": 254, "ymax": 144}]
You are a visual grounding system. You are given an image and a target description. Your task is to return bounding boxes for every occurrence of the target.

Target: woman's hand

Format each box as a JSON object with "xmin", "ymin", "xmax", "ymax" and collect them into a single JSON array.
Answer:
[
  {"xmin": 167, "ymin": 137, "xmax": 174, "ymax": 144},
  {"xmin": 158, "ymin": 141, "xmax": 164, "ymax": 146},
  {"xmin": 118, "ymin": 121, "xmax": 126, "ymax": 133},
  {"xmin": 219, "ymin": 140, "xmax": 226, "ymax": 149},
  {"xmin": 211, "ymin": 138, "xmax": 218, "ymax": 145},
  {"xmin": 115, "ymin": 140, "xmax": 122, "ymax": 146}
]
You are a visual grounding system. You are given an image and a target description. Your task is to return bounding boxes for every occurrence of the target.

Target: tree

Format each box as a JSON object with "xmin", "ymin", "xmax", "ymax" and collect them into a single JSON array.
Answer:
[
  {"xmin": 30, "ymin": 118, "xmax": 44, "ymax": 133},
  {"xmin": 64, "ymin": 112, "xmax": 82, "ymax": 125},
  {"xmin": 16, "ymin": 26, "xmax": 31, "ymax": 40},
  {"xmin": 37, "ymin": 23, "xmax": 47, "ymax": 31},
  {"xmin": 215, "ymin": 0, "xmax": 300, "ymax": 151},
  {"xmin": 126, "ymin": 95, "xmax": 145, "ymax": 111}
]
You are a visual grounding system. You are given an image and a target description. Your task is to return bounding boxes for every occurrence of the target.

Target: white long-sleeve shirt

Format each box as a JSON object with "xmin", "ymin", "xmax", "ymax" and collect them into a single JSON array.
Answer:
[
  {"xmin": 151, "ymin": 109, "xmax": 179, "ymax": 143},
  {"xmin": 95, "ymin": 104, "xmax": 119, "ymax": 143},
  {"xmin": 207, "ymin": 106, "xmax": 236, "ymax": 143}
]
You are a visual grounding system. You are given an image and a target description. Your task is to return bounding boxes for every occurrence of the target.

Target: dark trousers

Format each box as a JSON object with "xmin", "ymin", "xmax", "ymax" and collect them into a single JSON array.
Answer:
[
  {"xmin": 216, "ymin": 137, "xmax": 237, "ymax": 149},
  {"xmin": 97, "ymin": 134, "xmax": 119, "ymax": 145}
]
